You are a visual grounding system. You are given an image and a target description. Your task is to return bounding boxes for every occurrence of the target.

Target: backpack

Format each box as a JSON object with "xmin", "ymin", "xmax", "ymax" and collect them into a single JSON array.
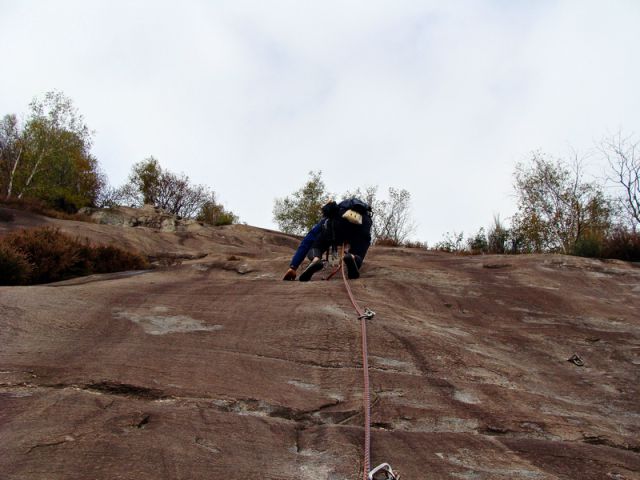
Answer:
[
  {"xmin": 321, "ymin": 197, "xmax": 372, "ymax": 247},
  {"xmin": 338, "ymin": 198, "xmax": 372, "ymax": 217}
]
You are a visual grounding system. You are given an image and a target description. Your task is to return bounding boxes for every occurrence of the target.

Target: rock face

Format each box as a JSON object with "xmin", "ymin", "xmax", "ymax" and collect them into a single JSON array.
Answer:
[
  {"xmin": 1, "ymin": 208, "xmax": 639, "ymax": 480},
  {"xmin": 79, "ymin": 205, "xmax": 201, "ymax": 232}
]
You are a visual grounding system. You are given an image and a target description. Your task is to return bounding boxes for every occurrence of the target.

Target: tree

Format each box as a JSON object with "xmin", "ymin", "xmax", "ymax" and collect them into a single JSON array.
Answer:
[
  {"xmin": 0, "ymin": 91, "xmax": 103, "ymax": 210},
  {"xmin": 513, "ymin": 152, "xmax": 612, "ymax": 253},
  {"xmin": 467, "ymin": 228, "xmax": 488, "ymax": 254},
  {"xmin": 342, "ymin": 185, "xmax": 381, "ymax": 235},
  {"xmin": 342, "ymin": 186, "xmax": 416, "ymax": 245},
  {"xmin": 273, "ymin": 171, "xmax": 329, "ymax": 235},
  {"xmin": 0, "ymin": 114, "xmax": 24, "ymax": 198},
  {"xmin": 374, "ymin": 188, "xmax": 416, "ymax": 244},
  {"xmin": 601, "ymin": 132, "xmax": 639, "ymax": 230},
  {"xmin": 130, "ymin": 156, "xmax": 163, "ymax": 205},
  {"xmin": 119, "ymin": 157, "xmax": 232, "ymax": 220}
]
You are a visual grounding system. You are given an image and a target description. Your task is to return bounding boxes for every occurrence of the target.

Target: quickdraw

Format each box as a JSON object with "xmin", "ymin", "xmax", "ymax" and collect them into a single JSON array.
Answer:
[
  {"xmin": 358, "ymin": 308, "xmax": 376, "ymax": 320},
  {"xmin": 568, "ymin": 353, "xmax": 584, "ymax": 366},
  {"xmin": 369, "ymin": 462, "xmax": 399, "ymax": 480}
]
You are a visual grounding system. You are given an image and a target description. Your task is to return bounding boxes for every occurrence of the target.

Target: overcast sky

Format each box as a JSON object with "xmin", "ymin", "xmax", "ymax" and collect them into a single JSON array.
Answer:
[{"xmin": 1, "ymin": 0, "xmax": 639, "ymax": 243}]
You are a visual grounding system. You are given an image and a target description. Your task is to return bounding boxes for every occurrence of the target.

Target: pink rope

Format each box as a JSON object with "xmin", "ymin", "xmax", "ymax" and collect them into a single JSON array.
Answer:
[{"xmin": 340, "ymin": 247, "xmax": 371, "ymax": 480}]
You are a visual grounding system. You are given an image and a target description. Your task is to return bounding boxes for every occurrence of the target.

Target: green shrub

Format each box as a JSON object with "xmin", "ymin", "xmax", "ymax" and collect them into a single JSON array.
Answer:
[
  {"xmin": 212, "ymin": 211, "xmax": 237, "ymax": 226},
  {"xmin": 434, "ymin": 231, "xmax": 465, "ymax": 253},
  {"xmin": 196, "ymin": 201, "xmax": 238, "ymax": 226},
  {"xmin": 0, "ymin": 244, "xmax": 33, "ymax": 285},
  {"xmin": 467, "ymin": 228, "xmax": 488, "ymax": 254},
  {"xmin": 572, "ymin": 235, "xmax": 603, "ymax": 258}
]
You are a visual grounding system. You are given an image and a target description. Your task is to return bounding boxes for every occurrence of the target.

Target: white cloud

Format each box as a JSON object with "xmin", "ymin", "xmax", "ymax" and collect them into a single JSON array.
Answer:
[{"xmin": 1, "ymin": 0, "xmax": 639, "ymax": 243}]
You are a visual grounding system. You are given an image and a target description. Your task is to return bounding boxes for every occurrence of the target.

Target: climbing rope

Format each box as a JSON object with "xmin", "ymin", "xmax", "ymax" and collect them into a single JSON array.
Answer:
[
  {"xmin": 340, "ymin": 254, "xmax": 372, "ymax": 479},
  {"xmin": 325, "ymin": 263, "xmax": 342, "ymax": 281},
  {"xmin": 337, "ymin": 246, "xmax": 398, "ymax": 480}
]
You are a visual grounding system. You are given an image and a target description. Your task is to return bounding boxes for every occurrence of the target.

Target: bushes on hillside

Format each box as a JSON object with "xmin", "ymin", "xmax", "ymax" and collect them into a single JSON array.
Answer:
[
  {"xmin": 0, "ymin": 244, "xmax": 32, "ymax": 284},
  {"xmin": 436, "ymin": 222, "xmax": 640, "ymax": 262},
  {"xmin": 5, "ymin": 227, "xmax": 87, "ymax": 283},
  {"xmin": 0, "ymin": 227, "xmax": 149, "ymax": 285},
  {"xmin": 1, "ymin": 197, "xmax": 94, "ymax": 222},
  {"xmin": 374, "ymin": 236, "xmax": 427, "ymax": 249},
  {"xmin": 601, "ymin": 228, "xmax": 640, "ymax": 262},
  {"xmin": 0, "ymin": 209, "xmax": 15, "ymax": 222},
  {"xmin": 90, "ymin": 244, "xmax": 149, "ymax": 273},
  {"xmin": 374, "ymin": 236, "xmax": 401, "ymax": 247},
  {"xmin": 196, "ymin": 200, "xmax": 238, "ymax": 226}
]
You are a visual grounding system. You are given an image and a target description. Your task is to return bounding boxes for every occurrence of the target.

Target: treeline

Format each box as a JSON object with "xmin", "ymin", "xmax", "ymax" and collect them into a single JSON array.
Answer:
[
  {"xmin": 436, "ymin": 142, "xmax": 640, "ymax": 261},
  {"xmin": 0, "ymin": 91, "xmax": 236, "ymax": 226},
  {"xmin": 3, "ymin": 91, "xmax": 638, "ymax": 265},
  {"xmin": 274, "ymin": 145, "xmax": 639, "ymax": 263}
]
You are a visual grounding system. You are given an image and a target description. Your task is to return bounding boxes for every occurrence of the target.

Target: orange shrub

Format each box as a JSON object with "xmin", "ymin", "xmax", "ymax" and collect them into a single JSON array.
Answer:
[
  {"xmin": 375, "ymin": 236, "xmax": 401, "ymax": 247},
  {"xmin": 602, "ymin": 228, "xmax": 640, "ymax": 262},
  {"xmin": 0, "ymin": 243, "xmax": 32, "ymax": 285},
  {"xmin": 0, "ymin": 227, "xmax": 148, "ymax": 285}
]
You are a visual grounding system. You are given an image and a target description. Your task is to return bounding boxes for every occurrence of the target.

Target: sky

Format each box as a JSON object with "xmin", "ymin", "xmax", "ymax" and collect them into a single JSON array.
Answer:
[{"xmin": 1, "ymin": 0, "xmax": 639, "ymax": 244}]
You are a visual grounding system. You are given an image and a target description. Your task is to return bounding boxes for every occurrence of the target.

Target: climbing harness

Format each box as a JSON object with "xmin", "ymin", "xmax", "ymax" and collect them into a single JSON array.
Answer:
[{"xmin": 336, "ymin": 245, "xmax": 399, "ymax": 480}]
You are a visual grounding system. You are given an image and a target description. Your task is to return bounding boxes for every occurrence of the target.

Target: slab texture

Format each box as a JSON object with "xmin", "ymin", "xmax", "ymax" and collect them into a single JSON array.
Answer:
[{"xmin": 1, "ymin": 207, "xmax": 639, "ymax": 479}]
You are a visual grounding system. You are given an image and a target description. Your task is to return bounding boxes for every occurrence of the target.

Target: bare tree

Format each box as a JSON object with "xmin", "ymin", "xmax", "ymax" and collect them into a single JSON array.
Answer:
[
  {"xmin": 601, "ymin": 132, "xmax": 639, "ymax": 229},
  {"xmin": 342, "ymin": 185, "xmax": 381, "ymax": 237},
  {"xmin": 342, "ymin": 186, "xmax": 416, "ymax": 245},
  {"xmin": 120, "ymin": 157, "xmax": 231, "ymax": 220},
  {"xmin": 0, "ymin": 114, "xmax": 23, "ymax": 198},
  {"xmin": 513, "ymin": 152, "xmax": 612, "ymax": 253},
  {"xmin": 374, "ymin": 188, "xmax": 416, "ymax": 245},
  {"xmin": 154, "ymin": 172, "xmax": 209, "ymax": 218}
]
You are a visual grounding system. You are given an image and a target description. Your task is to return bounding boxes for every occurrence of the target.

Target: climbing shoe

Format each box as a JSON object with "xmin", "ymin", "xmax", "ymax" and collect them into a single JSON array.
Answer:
[
  {"xmin": 343, "ymin": 253, "xmax": 360, "ymax": 279},
  {"xmin": 298, "ymin": 259, "xmax": 324, "ymax": 282}
]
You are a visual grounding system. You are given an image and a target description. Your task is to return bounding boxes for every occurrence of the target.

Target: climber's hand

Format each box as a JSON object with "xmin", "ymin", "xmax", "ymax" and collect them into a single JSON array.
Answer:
[{"xmin": 283, "ymin": 268, "xmax": 297, "ymax": 281}]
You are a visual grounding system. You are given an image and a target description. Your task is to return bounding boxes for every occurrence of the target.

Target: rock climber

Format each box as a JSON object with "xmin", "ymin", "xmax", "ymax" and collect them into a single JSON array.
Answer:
[{"xmin": 283, "ymin": 198, "xmax": 372, "ymax": 282}]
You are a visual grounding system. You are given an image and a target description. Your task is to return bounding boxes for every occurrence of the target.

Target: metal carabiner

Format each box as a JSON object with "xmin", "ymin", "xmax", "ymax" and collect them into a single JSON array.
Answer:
[
  {"xmin": 369, "ymin": 462, "xmax": 398, "ymax": 480},
  {"xmin": 358, "ymin": 308, "xmax": 376, "ymax": 320},
  {"xmin": 568, "ymin": 353, "xmax": 584, "ymax": 367}
]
